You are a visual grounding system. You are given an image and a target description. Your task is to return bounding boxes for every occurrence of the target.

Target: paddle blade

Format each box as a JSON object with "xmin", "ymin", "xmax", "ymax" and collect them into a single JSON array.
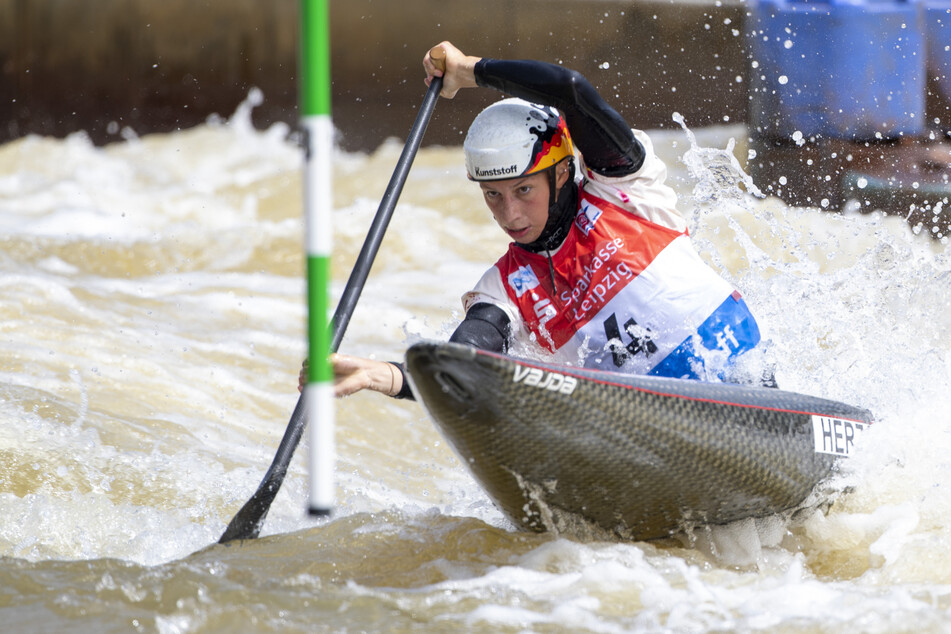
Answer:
[
  {"xmin": 218, "ymin": 482, "xmax": 280, "ymax": 543},
  {"xmin": 218, "ymin": 396, "xmax": 307, "ymax": 543}
]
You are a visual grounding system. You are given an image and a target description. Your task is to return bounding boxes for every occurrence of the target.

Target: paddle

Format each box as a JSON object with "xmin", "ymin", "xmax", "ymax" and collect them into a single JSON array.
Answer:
[{"xmin": 218, "ymin": 51, "xmax": 446, "ymax": 544}]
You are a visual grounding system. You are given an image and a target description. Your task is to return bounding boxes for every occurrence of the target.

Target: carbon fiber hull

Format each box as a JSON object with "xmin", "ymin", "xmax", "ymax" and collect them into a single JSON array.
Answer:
[{"xmin": 405, "ymin": 341, "xmax": 873, "ymax": 541}]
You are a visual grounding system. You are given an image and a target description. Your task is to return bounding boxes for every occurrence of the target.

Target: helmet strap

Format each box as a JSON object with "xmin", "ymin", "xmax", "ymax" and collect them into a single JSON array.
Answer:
[{"xmin": 520, "ymin": 159, "xmax": 577, "ymax": 253}]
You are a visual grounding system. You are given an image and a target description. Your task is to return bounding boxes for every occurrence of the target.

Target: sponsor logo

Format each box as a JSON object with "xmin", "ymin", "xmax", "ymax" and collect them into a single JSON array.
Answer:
[
  {"xmin": 812, "ymin": 415, "xmax": 867, "ymax": 457},
  {"xmin": 474, "ymin": 164, "xmax": 519, "ymax": 178},
  {"xmin": 574, "ymin": 202, "xmax": 603, "ymax": 236},
  {"xmin": 513, "ymin": 365, "xmax": 578, "ymax": 395},
  {"xmin": 533, "ymin": 297, "xmax": 556, "ymax": 327},
  {"xmin": 508, "ymin": 265, "xmax": 540, "ymax": 297},
  {"xmin": 604, "ymin": 313, "xmax": 657, "ymax": 367},
  {"xmin": 557, "ymin": 238, "xmax": 630, "ymax": 321}
]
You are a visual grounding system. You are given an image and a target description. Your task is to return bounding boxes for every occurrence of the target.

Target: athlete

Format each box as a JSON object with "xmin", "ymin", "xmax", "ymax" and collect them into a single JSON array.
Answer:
[{"xmin": 303, "ymin": 41, "xmax": 765, "ymax": 399}]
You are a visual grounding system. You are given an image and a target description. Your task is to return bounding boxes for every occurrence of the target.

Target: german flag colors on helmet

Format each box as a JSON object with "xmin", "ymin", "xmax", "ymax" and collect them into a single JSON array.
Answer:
[{"xmin": 464, "ymin": 98, "xmax": 574, "ymax": 182}]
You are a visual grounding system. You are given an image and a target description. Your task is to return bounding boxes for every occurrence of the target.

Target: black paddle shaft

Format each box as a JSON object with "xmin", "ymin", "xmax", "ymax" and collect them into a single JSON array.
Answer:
[
  {"xmin": 218, "ymin": 75, "xmax": 444, "ymax": 544},
  {"xmin": 331, "ymin": 83, "xmax": 443, "ymax": 349}
]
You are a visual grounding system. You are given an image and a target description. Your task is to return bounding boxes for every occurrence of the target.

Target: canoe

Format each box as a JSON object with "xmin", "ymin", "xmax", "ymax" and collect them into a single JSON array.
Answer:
[{"xmin": 405, "ymin": 341, "xmax": 873, "ymax": 540}]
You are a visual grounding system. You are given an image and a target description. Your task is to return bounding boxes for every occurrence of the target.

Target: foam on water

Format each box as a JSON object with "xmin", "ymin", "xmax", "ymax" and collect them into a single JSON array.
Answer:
[
  {"xmin": 2, "ymin": 93, "xmax": 951, "ymax": 631},
  {"xmin": 662, "ymin": 116, "xmax": 951, "ymax": 588}
]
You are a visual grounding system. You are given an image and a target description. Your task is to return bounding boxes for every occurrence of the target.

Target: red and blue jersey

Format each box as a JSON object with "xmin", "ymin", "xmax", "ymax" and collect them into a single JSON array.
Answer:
[{"xmin": 462, "ymin": 130, "xmax": 761, "ymax": 381}]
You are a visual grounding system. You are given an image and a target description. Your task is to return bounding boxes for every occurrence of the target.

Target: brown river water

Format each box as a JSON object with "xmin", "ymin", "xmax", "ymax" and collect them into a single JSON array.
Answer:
[{"xmin": 1, "ymin": 92, "xmax": 950, "ymax": 632}]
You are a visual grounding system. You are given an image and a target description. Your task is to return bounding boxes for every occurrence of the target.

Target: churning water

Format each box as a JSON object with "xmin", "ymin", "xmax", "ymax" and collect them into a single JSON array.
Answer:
[{"xmin": 1, "ymin": 93, "xmax": 950, "ymax": 632}]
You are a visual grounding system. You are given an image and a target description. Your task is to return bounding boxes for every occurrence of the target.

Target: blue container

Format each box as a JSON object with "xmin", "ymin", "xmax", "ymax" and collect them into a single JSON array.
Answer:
[
  {"xmin": 928, "ymin": 2, "xmax": 951, "ymax": 109},
  {"xmin": 748, "ymin": 0, "xmax": 926, "ymax": 141}
]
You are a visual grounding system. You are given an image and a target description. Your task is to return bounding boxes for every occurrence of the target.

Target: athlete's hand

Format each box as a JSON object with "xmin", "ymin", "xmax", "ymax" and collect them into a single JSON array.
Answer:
[
  {"xmin": 423, "ymin": 41, "xmax": 480, "ymax": 99},
  {"xmin": 299, "ymin": 354, "xmax": 403, "ymax": 397}
]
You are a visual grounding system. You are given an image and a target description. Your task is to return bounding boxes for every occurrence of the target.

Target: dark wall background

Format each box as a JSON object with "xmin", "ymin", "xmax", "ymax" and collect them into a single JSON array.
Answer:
[{"xmin": 1, "ymin": 0, "xmax": 750, "ymax": 151}]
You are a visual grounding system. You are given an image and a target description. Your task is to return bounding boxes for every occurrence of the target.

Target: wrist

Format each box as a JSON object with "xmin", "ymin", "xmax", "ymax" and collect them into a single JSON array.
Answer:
[
  {"xmin": 382, "ymin": 361, "xmax": 400, "ymax": 396},
  {"xmin": 385, "ymin": 362, "xmax": 414, "ymax": 399}
]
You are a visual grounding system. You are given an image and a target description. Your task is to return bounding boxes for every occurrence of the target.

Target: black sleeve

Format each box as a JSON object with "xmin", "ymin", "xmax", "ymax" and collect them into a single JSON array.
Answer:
[
  {"xmin": 448, "ymin": 302, "xmax": 510, "ymax": 353},
  {"xmin": 474, "ymin": 58, "xmax": 644, "ymax": 176},
  {"xmin": 387, "ymin": 362, "xmax": 415, "ymax": 400},
  {"xmin": 388, "ymin": 303, "xmax": 511, "ymax": 401}
]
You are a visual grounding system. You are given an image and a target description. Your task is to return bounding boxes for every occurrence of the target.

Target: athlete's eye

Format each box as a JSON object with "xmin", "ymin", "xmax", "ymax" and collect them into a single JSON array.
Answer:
[{"xmin": 517, "ymin": 185, "xmax": 533, "ymax": 195}]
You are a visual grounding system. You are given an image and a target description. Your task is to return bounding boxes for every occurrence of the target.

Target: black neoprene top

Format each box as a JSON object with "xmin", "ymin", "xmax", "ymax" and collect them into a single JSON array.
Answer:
[{"xmin": 474, "ymin": 58, "xmax": 644, "ymax": 176}]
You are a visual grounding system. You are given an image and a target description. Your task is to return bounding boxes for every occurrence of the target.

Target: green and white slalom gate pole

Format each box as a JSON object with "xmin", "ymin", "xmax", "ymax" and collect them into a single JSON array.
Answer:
[
  {"xmin": 301, "ymin": 0, "xmax": 334, "ymax": 516},
  {"xmin": 215, "ymin": 14, "xmax": 443, "ymax": 545}
]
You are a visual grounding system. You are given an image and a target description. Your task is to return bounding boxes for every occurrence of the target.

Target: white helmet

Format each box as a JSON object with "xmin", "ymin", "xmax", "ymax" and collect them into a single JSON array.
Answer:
[{"xmin": 464, "ymin": 98, "xmax": 574, "ymax": 181}]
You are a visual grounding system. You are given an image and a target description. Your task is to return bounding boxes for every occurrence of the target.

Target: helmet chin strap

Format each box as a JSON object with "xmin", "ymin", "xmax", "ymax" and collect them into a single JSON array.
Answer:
[{"xmin": 520, "ymin": 159, "xmax": 577, "ymax": 254}]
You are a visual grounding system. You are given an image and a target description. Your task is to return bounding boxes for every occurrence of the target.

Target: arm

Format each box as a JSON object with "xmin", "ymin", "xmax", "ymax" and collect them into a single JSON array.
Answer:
[
  {"xmin": 298, "ymin": 354, "xmax": 410, "ymax": 398},
  {"xmin": 422, "ymin": 42, "xmax": 643, "ymax": 176},
  {"xmin": 474, "ymin": 58, "xmax": 643, "ymax": 176},
  {"xmin": 388, "ymin": 302, "xmax": 511, "ymax": 401},
  {"xmin": 296, "ymin": 303, "xmax": 510, "ymax": 401},
  {"xmin": 449, "ymin": 302, "xmax": 510, "ymax": 352}
]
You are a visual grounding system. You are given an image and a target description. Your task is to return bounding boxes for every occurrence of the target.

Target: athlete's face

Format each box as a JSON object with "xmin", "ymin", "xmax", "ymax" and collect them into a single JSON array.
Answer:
[{"xmin": 479, "ymin": 164, "xmax": 570, "ymax": 245}]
